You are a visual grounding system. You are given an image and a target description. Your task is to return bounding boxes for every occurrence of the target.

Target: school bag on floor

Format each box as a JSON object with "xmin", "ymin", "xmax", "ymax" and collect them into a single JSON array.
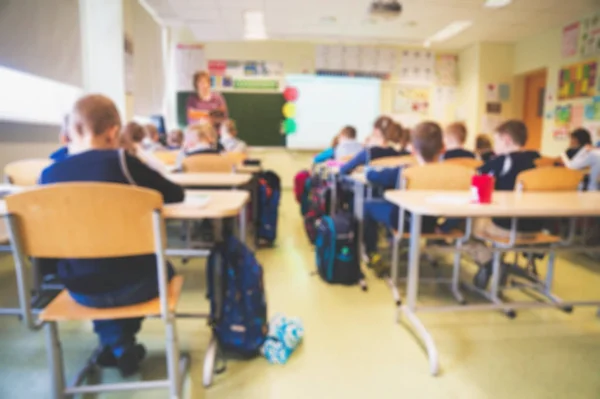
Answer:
[
  {"xmin": 257, "ymin": 171, "xmax": 281, "ymax": 244},
  {"xmin": 315, "ymin": 211, "xmax": 366, "ymax": 289},
  {"xmin": 207, "ymin": 236, "xmax": 268, "ymax": 356},
  {"xmin": 294, "ymin": 170, "xmax": 311, "ymax": 215}
]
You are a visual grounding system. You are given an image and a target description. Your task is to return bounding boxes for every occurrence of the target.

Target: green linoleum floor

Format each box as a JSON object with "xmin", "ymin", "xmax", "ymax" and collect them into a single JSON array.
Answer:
[{"xmin": 1, "ymin": 190, "xmax": 600, "ymax": 398}]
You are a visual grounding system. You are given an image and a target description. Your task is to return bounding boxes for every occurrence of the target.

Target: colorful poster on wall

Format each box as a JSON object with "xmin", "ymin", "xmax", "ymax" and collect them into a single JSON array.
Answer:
[
  {"xmin": 315, "ymin": 45, "xmax": 395, "ymax": 79},
  {"xmin": 585, "ymin": 96, "xmax": 600, "ymax": 120},
  {"xmin": 394, "ymin": 86, "xmax": 430, "ymax": 114},
  {"xmin": 499, "ymin": 83, "xmax": 511, "ymax": 101},
  {"xmin": 208, "ymin": 60, "xmax": 283, "ymax": 90},
  {"xmin": 555, "ymin": 104, "xmax": 572, "ymax": 127},
  {"xmin": 562, "ymin": 22, "xmax": 580, "ymax": 57},
  {"xmin": 580, "ymin": 13, "xmax": 600, "ymax": 57},
  {"xmin": 435, "ymin": 55, "xmax": 458, "ymax": 86},
  {"xmin": 571, "ymin": 104, "xmax": 584, "ymax": 127},
  {"xmin": 558, "ymin": 60, "xmax": 597, "ymax": 100},
  {"xmin": 485, "ymin": 83, "xmax": 500, "ymax": 102}
]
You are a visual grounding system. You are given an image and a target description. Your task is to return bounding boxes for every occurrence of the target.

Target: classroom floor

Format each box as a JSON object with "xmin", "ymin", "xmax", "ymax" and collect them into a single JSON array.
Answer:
[{"xmin": 1, "ymin": 190, "xmax": 600, "ymax": 398}]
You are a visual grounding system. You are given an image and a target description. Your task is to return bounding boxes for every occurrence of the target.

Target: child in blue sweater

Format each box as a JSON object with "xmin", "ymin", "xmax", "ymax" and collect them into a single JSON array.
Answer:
[
  {"xmin": 363, "ymin": 121, "xmax": 445, "ymax": 270},
  {"xmin": 40, "ymin": 94, "xmax": 184, "ymax": 377},
  {"xmin": 442, "ymin": 122, "xmax": 475, "ymax": 160},
  {"xmin": 340, "ymin": 116, "xmax": 404, "ymax": 175},
  {"xmin": 49, "ymin": 114, "xmax": 70, "ymax": 161}
]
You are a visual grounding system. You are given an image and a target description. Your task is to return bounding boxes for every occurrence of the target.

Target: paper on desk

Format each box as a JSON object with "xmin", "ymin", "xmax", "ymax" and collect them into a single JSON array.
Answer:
[
  {"xmin": 425, "ymin": 194, "xmax": 472, "ymax": 205},
  {"xmin": 183, "ymin": 194, "xmax": 210, "ymax": 208}
]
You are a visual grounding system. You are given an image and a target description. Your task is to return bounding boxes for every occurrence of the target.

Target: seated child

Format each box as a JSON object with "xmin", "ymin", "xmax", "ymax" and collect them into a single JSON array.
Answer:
[
  {"xmin": 391, "ymin": 126, "xmax": 411, "ymax": 156},
  {"xmin": 339, "ymin": 116, "xmax": 402, "ymax": 174},
  {"xmin": 442, "ymin": 122, "xmax": 475, "ymax": 160},
  {"xmin": 143, "ymin": 123, "xmax": 166, "ymax": 151},
  {"xmin": 167, "ymin": 128, "xmax": 184, "ymax": 149},
  {"xmin": 176, "ymin": 123, "xmax": 220, "ymax": 169},
  {"xmin": 335, "ymin": 125, "xmax": 362, "ymax": 160},
  {"xmin": 40, "ymin": 94, "xmax": 184, "ymax": 376},
  {"xmin": 314, "ymin": 134, "xmax": 339, "ymax": 164},
  {"xmin": 469, "ymin": 120, "xmax": 542, "ymax": 288},
  {"xmin": 121, "ymin": 121, "xmax": 168, "ymax": 174},
  {"xmin": 220, "ymin": 119, "xmax": 248, "ymax": 153},
  {"xmin": 49, "ymin": 114, "xmax": 70, "ymax": 161},
  {"xmin": 475, "ymin": 133, "xmax": 495, "ymax": 162},
  {"xmin": 209, "ymin": 109, "xmax": 226, "ymax": 152},
  {"xmin": 363, "ymin": 121, "xmax": 445, "ymax": 270},
  {"xmin": 561, "ymin": 128, "xmax": 600, "ymax": 191}
]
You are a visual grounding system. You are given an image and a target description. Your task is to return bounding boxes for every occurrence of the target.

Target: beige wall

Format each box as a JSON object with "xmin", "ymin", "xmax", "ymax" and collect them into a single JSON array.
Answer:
[{"xmin": 457, "ymin": 44, "xmax": 480, "ymax": 148}]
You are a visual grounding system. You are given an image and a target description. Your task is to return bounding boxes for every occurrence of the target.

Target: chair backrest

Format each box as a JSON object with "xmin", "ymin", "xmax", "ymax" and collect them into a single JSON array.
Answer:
[
  {"xmin": 182, "ymin": 154, "xmax": 234, "ymax": 173},
  {"xmin": 402, "ymin": 163, "xmax": 473, "ymax": 190},
  {"xmin": 4, "ymin": 159, "xmax": 52, "ymax": 186},
  {"xmin": 444, "ymin": 157, "xmax": 483, "ymax": 170},
  {"xmin": 339, "ymin": 154, "xmax": 354, "ymax": 163},
  {"xmin": 153, "ymin": 150, "xmax": 179, "ymax": 166},
  {"xmin": 517, "ymin": 167, "xmax": 584, "ymax": 192},
  {"xmin": 534, "ymin": 156, "xmax": 556, "ymax": 168},
  {"xmin": 5, "ymin": 183, "xmax": 163, "ymax": 258},
  {"xmin": 369, "ymin": 155, "xmax": 416, "ymax": 168},
  {"xmin": 225, "ymin": 151, "xmax": 247, "ymax": 166}
]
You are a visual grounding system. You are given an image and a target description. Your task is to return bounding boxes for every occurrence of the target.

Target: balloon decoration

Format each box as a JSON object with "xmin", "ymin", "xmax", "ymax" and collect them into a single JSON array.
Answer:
[
  {"xmin": 283, "ymin": 86, "xmax": 298, "ymax": 102},
  {"xmin": 282, "ymin": 86, "xmax": 299, "ymax": 135},
  {"xmin": 282, "ymin": 102, "xmax": 296, "ymax": 118}
]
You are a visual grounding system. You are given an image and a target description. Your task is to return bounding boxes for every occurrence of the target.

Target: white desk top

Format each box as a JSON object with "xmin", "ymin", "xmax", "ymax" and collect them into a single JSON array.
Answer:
[
  {"xmin": 166, "ymin": 172, "xmax": 251, "ymax": 187},
  {"xmin": 163, "ymin": 190, "xmax": 249, "ymax": 219},
  {"xmin": 384, "ymin": 190, "xmax": 600, "ymax": 218}
]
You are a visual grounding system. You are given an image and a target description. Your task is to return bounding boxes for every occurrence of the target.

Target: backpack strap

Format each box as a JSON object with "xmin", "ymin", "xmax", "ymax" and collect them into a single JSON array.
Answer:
[{"xmin": 118, "ymin": 148, "xmax": 137, "ymax": 185}]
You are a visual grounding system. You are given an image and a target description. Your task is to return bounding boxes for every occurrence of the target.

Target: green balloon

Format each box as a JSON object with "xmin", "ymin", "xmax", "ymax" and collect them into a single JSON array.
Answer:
[{"xmin": 284, "ymin": 118, "xmax": 297, "ymax": 134}]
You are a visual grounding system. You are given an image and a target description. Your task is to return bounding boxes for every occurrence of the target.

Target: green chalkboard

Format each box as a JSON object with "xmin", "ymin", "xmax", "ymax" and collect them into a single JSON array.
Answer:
[{"xmin": 177, "ymin": 92, "xmax": 286, "ymax": 147}]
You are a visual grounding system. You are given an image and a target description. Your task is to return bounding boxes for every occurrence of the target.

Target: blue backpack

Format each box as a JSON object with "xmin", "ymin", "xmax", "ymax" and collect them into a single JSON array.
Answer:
[
  {"xmin": 207, "ymin": 236, "xmax": 268, "ymax": 356},
  {"xmin": 315, "ymin": 212, "xmax": 366, "ymax": 288},
  {"xmin": 257, "ymin": 171, "xmax": 281, "ymax": 244}
]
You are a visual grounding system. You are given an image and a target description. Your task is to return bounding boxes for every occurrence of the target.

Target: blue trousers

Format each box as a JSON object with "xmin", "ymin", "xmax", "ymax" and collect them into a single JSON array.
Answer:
[
  {"xmin": 69, "ymin": 264, "xmax": 175, "ymax": 356},
  {"xmin": 363, "ymin": 200, "xmax": 438, "ymax": 254},
  {"xmin": 363, "ymin": 200, "xmax": 397, "ymax": 254}
]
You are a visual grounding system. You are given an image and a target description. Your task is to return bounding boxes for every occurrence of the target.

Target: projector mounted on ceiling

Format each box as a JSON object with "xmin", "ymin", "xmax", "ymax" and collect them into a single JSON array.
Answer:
[{"xmin": 369, "ymin": 0, "xmax": 402, "ymax": 19}]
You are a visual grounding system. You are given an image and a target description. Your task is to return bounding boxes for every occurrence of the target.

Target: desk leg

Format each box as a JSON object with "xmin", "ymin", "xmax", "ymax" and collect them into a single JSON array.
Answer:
[
  {"xmin": 252, "ymin": 174, "xmax": 259, "ymax": 249},
  {"xmin": 354, "ymin": 181, "xmax": 365, "ymax": 262},
  {"xmin": 239, "ymin": 206, "xmax": 247, "ymax": 246},
  {"xmin": 390, "ymin": 209, "xmax": 402, "ymax": 307},
  {"xmin": 400, "ymin": 212, "xmax": 440, "ymax": 376}
]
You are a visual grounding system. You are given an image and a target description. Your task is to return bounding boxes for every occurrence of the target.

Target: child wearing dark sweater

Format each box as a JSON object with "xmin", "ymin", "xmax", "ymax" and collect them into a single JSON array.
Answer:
[
  {"xmin": 469, "ymin": 120, "xmax": 541, "ymax": 289},
  {"xmin": 40, "ymin": 94, "xmax": 184, "ymax": 377},
  {"xmin": 363, "ymin": 121, "xmax": 445, "ymax": 269},
  {"xmin": 340, "ymin": 116, "xmax": 405, "ymax": 175},
  {"xmin": 442, "ymin": 122, "xmax": 475, "ymax": 160}
]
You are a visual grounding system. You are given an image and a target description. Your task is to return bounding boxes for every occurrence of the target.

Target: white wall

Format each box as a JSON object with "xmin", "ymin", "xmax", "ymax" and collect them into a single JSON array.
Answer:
[{"xmin": 0, "ymin": 0, "xmax": 82, "ymax": 175}]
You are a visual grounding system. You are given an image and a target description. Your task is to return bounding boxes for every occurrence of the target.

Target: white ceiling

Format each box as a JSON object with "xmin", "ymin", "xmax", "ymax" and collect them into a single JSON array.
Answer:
[{"xmin": 142, "ymin": 0, "xmax": 600, "ymax": 49}]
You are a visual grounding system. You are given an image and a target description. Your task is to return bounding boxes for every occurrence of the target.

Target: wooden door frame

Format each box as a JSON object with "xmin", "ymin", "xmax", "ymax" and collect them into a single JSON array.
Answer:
[{"xmin": 522, "ymin": 68, "xmax": 548, "ymax": 151}]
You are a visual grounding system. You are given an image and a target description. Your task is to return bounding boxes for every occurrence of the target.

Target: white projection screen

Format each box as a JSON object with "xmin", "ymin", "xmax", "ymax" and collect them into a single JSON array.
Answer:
[{"xmin": 285, "ymin": 75, "xmax": 381, "ymax": 149}]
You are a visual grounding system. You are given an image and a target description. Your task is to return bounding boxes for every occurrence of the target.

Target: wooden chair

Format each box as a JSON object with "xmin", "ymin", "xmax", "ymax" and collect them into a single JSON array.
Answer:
[
  {"xmin": 182, "ymin": 154, "xmax": 234, "ymax": 173},
  {"xmin": 339, "ymin": 154, "xmax": 354, "ymax": 163},
  {"xmin": 534, "ymin": 156, "xmax": 558, "ymax": 168},
  {"xmin": 389, "ymin": 163, "xmax": 474, "ymax": 305},
  {"xmin": 4, "ymin": 158, "xmax": 52, "ymax": 186},
  {"xmin": 518, "ymin": 167, "xmax": 584, "ymax": 191},
  {"xmin": 154, "ymin": 150, "xmax": 180, "ymax": 166},
  {"xmin": 4, "ymin": 183, "xmax": 189, "ymax": 398},
  {"xmin": 224, "ymin": 151, "xmax": 247, "ymax": 166},
  {"xmin": 444, "ymin": 157, "xmax": 483, "ymax": 170}
]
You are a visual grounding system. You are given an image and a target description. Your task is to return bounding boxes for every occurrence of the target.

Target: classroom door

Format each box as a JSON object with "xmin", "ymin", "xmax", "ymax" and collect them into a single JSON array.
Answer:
[{"xmin": 522, "ymin": 69, "xmax": 547, "ymax": 150}]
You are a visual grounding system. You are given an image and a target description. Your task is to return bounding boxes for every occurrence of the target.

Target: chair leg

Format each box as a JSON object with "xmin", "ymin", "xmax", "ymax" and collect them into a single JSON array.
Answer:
[
  {"xmin": 44, "ymin": 322, "xmax": 66, "ymax": 399},
  {"xmin": 165, "ymin": 317, "xmax": 182, "ymax": 398},
  {"xmin": 451, "ymin": 241, "xmax": 465, "ymax": 305}
]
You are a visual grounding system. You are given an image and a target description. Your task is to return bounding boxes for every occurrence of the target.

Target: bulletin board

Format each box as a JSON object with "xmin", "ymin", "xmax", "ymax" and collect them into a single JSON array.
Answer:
[{"xmin": 558, "ymin": 60, "xmax": 597, "ymax": 100}]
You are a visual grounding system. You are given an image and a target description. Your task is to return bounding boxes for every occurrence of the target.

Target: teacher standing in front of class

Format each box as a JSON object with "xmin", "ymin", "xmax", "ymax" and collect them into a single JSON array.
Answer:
[{"xmin": 186, "ymin": 70, "xmax": 229, "ymax": 125}]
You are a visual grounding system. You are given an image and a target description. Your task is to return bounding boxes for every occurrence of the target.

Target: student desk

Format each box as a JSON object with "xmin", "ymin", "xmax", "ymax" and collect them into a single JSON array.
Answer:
[
  {"xmin": 0, "ymin": 187, "xmax": 249, "ymax": 388},
  {"xmin": 166, "ymin": 172, "xmax": 251, "ymax": 188},
  {"xmin": 384, "ymin": 190, "xmax": 600, "ymax": 376}
]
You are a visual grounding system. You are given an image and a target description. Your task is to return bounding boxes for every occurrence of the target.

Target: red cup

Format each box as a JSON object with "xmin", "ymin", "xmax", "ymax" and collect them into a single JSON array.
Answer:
[{"xmin": 471, "ymin": 174, "xmax": 495, "ymax": 204}]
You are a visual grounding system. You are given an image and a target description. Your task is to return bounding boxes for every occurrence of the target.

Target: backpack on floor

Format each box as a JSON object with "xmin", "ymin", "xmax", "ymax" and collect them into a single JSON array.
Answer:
[
  {"xmin": 315, "ymin": 212, "xmax": 366, "ymax": 288},
  {"xmin": 294, "ymin": 170, "xmax": 311, "ymax": 208},
  {"xmin": 257, "ymin": 171, "xmax": 281, "ymax": 244},
  {"xmin": 303, "ymin": 182, "xmax": 331, "ymax": 244},
  {"xmin": 207, "ymin": 236, "xmax": 268, "ymax": 356}
]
